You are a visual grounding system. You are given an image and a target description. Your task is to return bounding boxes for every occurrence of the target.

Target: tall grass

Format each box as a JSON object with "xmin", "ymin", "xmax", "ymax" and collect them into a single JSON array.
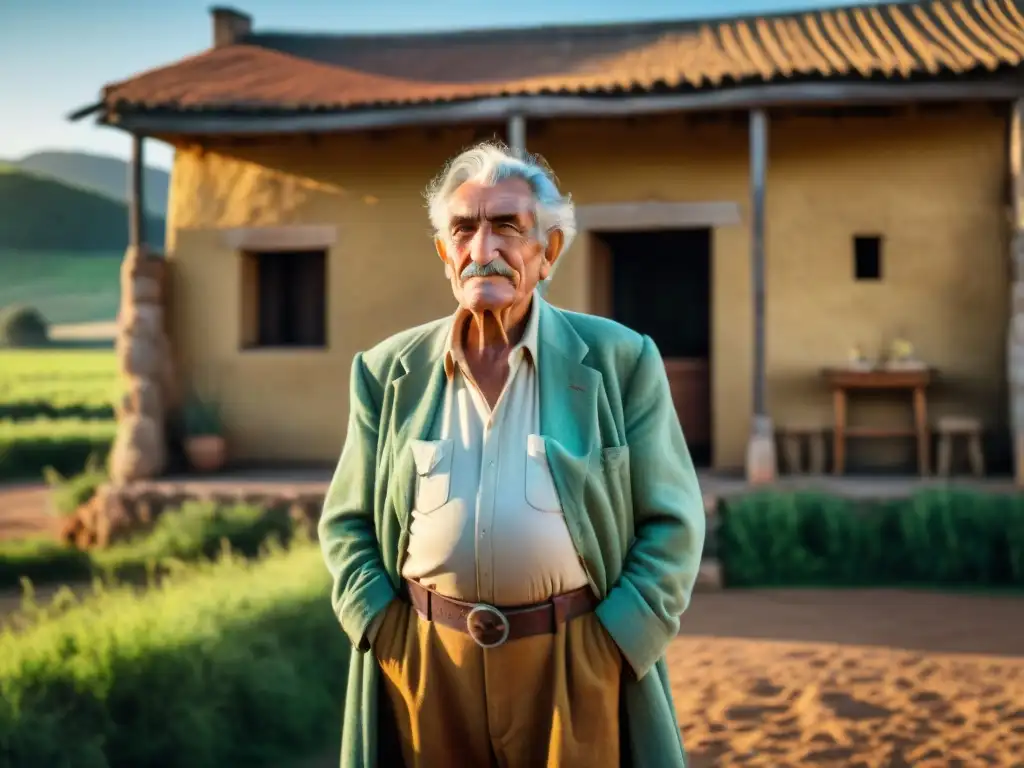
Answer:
[{"xmin": 0, "ymin": 543, "xmax": 347, "ymax": 768}]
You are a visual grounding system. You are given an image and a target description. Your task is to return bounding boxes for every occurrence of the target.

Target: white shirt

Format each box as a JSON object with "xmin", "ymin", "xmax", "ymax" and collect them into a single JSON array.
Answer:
[{"xmin": 400, "ymin": 294, "xmax": 590, "ymax": 606}]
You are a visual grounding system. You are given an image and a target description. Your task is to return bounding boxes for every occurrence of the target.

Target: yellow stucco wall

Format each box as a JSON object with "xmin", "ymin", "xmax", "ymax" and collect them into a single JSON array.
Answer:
[{"xmin": 164, "ymin": 107, "xmax": 1009, "ymax": 470}]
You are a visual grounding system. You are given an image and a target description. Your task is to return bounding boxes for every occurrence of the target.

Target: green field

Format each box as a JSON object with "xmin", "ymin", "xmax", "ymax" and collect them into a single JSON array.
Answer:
[
  {"xmin": 0, "ymin": 349, "xmax": 119, "ymax": 415},
  {"xmin": 0, "ymin": 417, "xmax": 119, "ymax": 442},
  {"xmin": 0, "ymin": 349, "xmax": 118, "ymax": 479},
  {"xmin": 0, "ymin": 249, "xmax": 120, "ymax": 324}
]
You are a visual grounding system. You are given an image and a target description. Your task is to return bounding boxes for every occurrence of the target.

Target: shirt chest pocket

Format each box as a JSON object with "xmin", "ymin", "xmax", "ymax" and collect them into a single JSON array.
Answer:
[
  {"xmin": 411, "ymin": 438, "xmax": 453, "ymax": 515},
  {"xmin": 525, "ymin": 434, "xmax": 564, "ymax": 514}
]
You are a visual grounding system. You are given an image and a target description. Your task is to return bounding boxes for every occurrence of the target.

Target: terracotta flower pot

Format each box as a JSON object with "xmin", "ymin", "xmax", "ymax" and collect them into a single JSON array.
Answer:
[{"xmin": 184, "ymin": 434, "xmax": 227, "ymax": 473}]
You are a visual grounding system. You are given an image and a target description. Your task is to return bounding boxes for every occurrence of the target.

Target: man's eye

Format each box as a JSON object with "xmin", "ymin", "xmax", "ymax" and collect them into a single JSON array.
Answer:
[{"xmin": 496, "ymin": 223, "xmax": 519, "ymax": 234}]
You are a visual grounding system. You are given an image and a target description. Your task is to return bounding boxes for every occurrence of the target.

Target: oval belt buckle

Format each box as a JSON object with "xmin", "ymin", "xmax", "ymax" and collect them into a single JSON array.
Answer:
[{"xmin": 466, "ymin": 603, "xmax": 510, "ymax": 648}]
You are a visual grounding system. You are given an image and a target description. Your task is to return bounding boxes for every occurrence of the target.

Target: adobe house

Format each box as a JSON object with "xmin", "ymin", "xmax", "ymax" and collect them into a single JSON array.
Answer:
[{"xmin": 72, "ymin": 1, "xmax": 1024, "ymax": 482}]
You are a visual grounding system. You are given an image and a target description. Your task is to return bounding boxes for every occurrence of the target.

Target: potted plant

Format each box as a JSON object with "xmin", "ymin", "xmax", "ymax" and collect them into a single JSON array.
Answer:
[{"xmin": 182, "ymin": 392, "xmax": 226, "ymax": 472}]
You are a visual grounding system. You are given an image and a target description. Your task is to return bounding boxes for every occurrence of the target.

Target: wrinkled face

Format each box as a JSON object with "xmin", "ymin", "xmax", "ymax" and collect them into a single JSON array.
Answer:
[{"xmin": 436, "ymin": 177, "xmax": 562, "ymax": 316}]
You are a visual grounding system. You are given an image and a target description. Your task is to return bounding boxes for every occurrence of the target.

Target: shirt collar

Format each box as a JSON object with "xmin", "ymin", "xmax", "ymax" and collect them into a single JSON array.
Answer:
[{"xmin": 444, "ymin": 292, "xmax": 541, "ymax": 380}]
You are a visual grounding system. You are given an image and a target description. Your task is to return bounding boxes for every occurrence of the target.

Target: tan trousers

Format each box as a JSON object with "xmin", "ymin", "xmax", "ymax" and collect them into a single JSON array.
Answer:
[{"xmin": 375, "ymin": 598, "xmax": 623, "ymax": 768}]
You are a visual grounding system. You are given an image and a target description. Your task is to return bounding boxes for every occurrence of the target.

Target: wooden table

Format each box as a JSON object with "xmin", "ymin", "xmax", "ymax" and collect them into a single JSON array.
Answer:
[{"xmin": 821, "ymin": 367, "xmax": 934, "ymax": 476}]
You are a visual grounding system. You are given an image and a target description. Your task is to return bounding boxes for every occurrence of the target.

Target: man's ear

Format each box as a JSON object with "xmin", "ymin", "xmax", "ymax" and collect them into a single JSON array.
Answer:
[
  {"xmin": 435, "ymin": 237, "xmax": 453, "ymax": 279},
  {"xmin": 540, "ymin": 229, "xmax": 565, "ymax": 280}
]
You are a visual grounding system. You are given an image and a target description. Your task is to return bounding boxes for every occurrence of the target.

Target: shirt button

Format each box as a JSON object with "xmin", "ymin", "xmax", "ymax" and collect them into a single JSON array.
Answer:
[{"xmin": 488, "ymin": 461, "xmax": 495, "ymax": 468}]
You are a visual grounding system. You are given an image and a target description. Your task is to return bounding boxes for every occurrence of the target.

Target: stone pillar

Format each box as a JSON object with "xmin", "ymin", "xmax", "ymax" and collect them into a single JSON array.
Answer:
[{"xmin": 108, "ymin": 245, "xmax": 176, "ymax": 483}]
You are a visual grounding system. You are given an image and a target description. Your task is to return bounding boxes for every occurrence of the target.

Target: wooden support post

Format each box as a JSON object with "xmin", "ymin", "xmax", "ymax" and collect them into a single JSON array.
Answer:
[
  {"xmin": 507, "ymin": 113, "xmax": 526, "ymax": 158},
  {"xmin": 745, "ymin": 108, "xmax": 777, "ymax": 484},
  {"xmin": 128, "ymin": 133, "xmax": 146, "ymax": 248},
  {"xmin": 1009, "ymin": 100, "xmax": 1024, "ymax": 486}
]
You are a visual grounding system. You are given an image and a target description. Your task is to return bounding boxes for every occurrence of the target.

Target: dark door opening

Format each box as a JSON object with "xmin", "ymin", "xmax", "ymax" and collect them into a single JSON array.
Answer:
[{"xmin": 594, "ymin": 229, "xmax": 712, "ymax": 466}]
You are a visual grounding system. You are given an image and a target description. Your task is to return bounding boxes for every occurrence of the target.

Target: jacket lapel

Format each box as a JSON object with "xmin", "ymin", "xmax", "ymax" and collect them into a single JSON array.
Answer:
[
  {"xmin": 536, "ymin": 298, "xmax": 602, "ymax": 521},
  {"xmin": 390, "ymin": 323, "xmax": 450, "ymax": 526}
]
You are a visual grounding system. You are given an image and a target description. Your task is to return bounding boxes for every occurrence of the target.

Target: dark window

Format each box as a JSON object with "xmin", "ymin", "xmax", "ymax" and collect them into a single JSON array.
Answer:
[
  {"xmin": 244, "ymin": 250, "xmax": 327, "ymax": 348},
  {"xmin": 853, "ymin": 235, "xmax": 882, "ymax": 281}
]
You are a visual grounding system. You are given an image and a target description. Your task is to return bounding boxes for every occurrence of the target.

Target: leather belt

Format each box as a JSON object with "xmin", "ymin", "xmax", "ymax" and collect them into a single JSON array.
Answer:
[{"xmin": 405, "ymin": 579, "xmax": 598, "ymax": 648}]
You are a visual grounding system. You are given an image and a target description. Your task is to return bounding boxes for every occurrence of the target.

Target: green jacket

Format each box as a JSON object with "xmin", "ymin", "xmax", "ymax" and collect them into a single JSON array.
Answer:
[{"xmin": 318, "ymin": 296, "xmax": 706, "ymax": 767}]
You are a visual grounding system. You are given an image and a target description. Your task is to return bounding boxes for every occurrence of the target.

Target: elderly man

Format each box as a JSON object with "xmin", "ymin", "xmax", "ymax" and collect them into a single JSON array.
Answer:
[{"xmin": 319, "ymin": 142, "xmax": 705, "ymax": 768}]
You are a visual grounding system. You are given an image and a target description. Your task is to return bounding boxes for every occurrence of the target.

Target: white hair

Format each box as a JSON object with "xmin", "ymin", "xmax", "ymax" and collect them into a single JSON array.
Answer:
[{"xmin": 425, "ymin": 141, "xmax": 577, "ymax": 281}]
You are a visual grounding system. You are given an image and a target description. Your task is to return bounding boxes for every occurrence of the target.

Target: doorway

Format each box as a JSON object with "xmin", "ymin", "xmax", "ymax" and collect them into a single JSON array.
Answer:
[{"xmin": 592, "ymin": 229, "xmax": 712, "ymax": 466}]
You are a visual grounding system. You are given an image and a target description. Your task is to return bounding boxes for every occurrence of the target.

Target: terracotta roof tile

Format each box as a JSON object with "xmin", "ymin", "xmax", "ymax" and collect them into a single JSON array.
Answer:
[{"xmin": 100, "ymin": 0, "xmax": 1024, "ymax": 114}]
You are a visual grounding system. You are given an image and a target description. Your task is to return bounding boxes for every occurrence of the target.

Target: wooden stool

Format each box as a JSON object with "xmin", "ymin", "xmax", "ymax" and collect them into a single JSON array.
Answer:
[
  {"xmin": 935, "ymin": 416, "xmax": 985, "ymax": 477},
  {"xmin": 780, "ymin": 425, "xmax": 827, "ymax": 475}
]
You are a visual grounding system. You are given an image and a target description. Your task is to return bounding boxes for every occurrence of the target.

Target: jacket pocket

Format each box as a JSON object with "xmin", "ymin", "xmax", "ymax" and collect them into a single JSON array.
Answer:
[
  {"xmin": 411, "ymin": 438, "xmax": 453, "ymax": 514},
  {"xmin": 525, "ymin": 434, "xmax": 564, "ymax": 514},
  {"xmin": 602, "ymin": 445, "xmax": 633, "ymax": 524}
]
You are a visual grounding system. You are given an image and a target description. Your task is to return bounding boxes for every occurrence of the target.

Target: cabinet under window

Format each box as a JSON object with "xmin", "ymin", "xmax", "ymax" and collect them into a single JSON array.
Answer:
[{"xmin": 241, "ymin": 249, "xmax": 327, "ymax": 348}]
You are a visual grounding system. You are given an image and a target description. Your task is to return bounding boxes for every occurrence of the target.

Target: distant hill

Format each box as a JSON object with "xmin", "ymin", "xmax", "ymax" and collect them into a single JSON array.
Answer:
[
  {"xmin": 0, "ymin": 166, "xmax": 166, "ymax": 251},
  {"xmin": 0, "ymin": 249, "xmax": 121, "ymax": 324},
  {"xmin": 12, "ymin": 150, "xmax": 169, "ymax": 219}
]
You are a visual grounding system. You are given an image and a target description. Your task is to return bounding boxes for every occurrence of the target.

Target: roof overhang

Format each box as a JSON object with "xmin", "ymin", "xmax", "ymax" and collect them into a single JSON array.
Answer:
[{"xmin": 77, "ymin": 78, "xmax": 1024, "ymax": 137}]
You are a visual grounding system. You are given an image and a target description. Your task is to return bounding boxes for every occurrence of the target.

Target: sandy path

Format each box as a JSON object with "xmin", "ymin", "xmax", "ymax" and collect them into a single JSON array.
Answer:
[
  {"xmin": 672, "ymin": 638, "xmax": 1022, "ymax": 766},
  {"xmin": 675, "ymin": 590, "xmax": 1024, "ymax": 766}
]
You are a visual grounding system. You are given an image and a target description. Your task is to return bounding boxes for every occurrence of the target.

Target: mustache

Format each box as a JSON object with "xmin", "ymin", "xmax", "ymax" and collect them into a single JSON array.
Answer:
[{"xmin": 460, "ymin": 260, "xmax": 517, "ymax": 281}]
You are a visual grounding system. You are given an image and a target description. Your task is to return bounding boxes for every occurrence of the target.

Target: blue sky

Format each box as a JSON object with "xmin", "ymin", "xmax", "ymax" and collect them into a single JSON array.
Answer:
[{"xmin": 1, "ymin": 0, "xmax": 884, "ymax": 170}]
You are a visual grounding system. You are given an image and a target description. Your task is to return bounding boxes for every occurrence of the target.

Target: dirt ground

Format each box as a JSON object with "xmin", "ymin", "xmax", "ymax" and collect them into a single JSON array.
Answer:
[{"xmin": 0, "ymin": 483, "xmax": 57, "ymax": 540}]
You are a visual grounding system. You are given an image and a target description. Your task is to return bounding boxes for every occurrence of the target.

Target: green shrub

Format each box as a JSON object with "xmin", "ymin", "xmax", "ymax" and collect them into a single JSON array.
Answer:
[
  {"xmin": 42, "ymin": 453, "xmax": 108, "ymax": 516},
  {"xmin": 718, "ymin": 490, "xmax": 1024, "ymax": 588},
  {"xmin": 0, "ymin": 305, "xmax": 49, "ymax": 348},
  {"xmin": 0, "ymin": 544, "xmax": 347, "ymax": 767},
  {"xmin": 0, "ymin": 501, "xmax": 298, "ymax": 590}
]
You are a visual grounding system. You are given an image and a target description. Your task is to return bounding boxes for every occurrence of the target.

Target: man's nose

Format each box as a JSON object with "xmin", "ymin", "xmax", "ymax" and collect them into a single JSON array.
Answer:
[{"xmin": 469, "ymin": 227, "xmax": 500, "ymax": 264}]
